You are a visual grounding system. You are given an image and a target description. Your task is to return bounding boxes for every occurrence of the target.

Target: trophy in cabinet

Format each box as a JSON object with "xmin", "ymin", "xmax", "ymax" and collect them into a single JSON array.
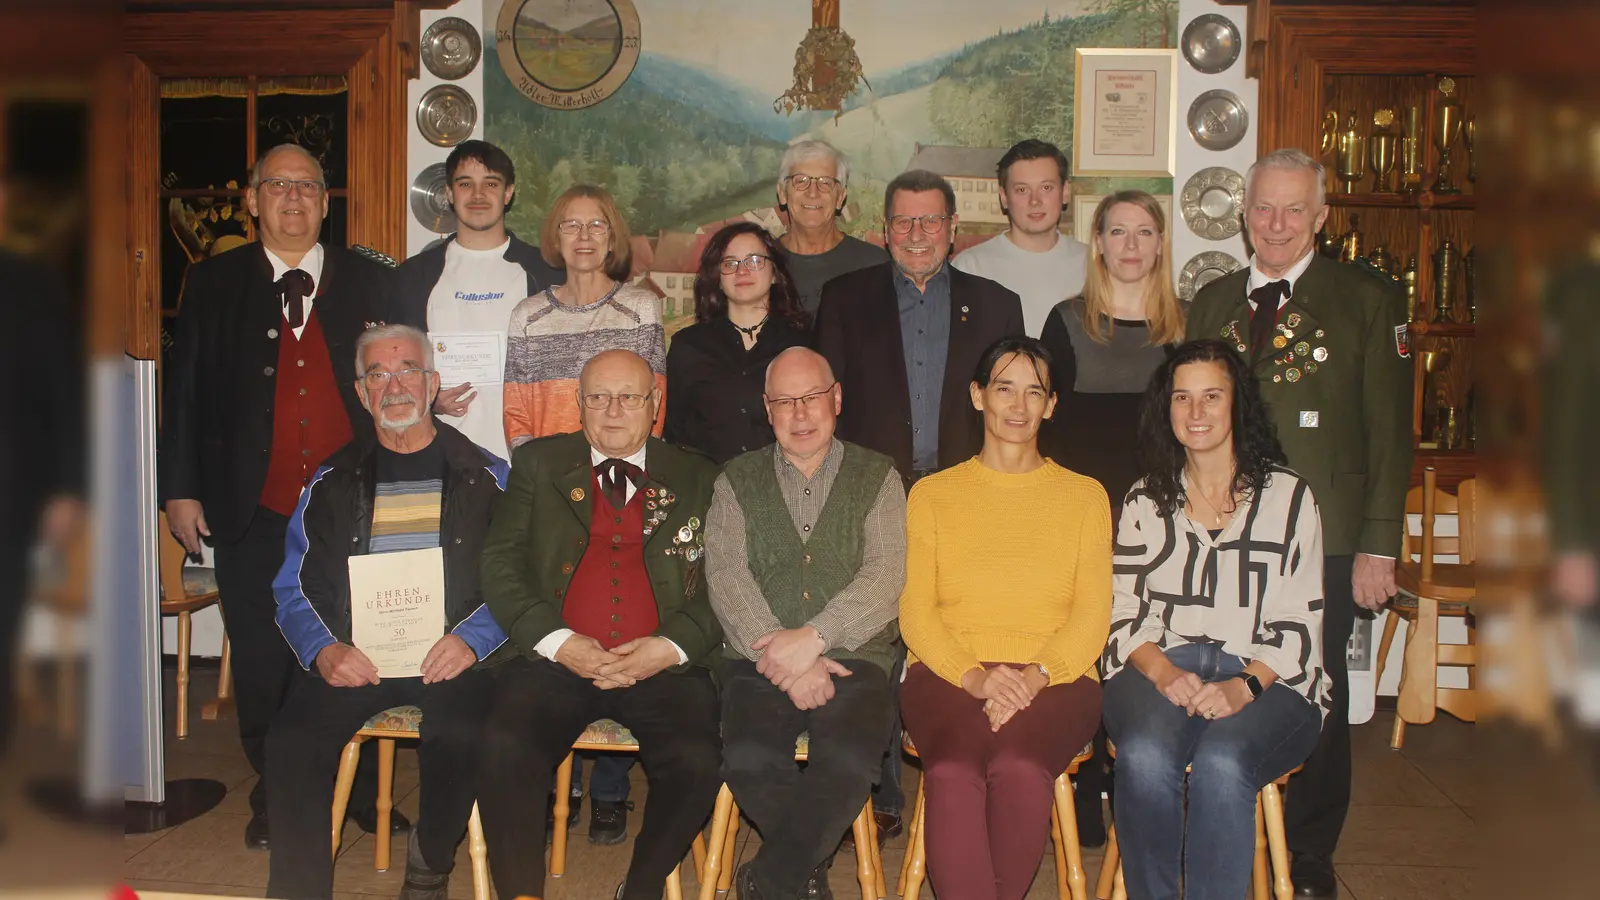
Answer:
[
  {"xmin": 1336, "ymin": 113, "xmax": 1368, "ymax": 193},
  {"xmin": 1340, "ymin": 214, "xmax": 1364, "ymax": 263},
  {"xmin": 1318, "ymin": 228, "xmax": 1341, "ymax": 259},
  {"xmin": 1432, "ymin": 239, "xmax": 1458, "ymax": 323},
  {"xmin": 1464, "ymin": 115, "xmax": 1477, "ymax": 185},
  {"xmin": 1403, "ymin": 255, "xmax": 1420, "ymax": 323},
  {"xmin": 1432, "ymin": 78, "xmax": 1465, "ymax": 195},
  {"xmin": 1368, "ymin": 243, "xmax": 1397, "ymax": 275},
  {"xmin": 1400, "ymin": 105, "xmax": 1424, "ymax": 196},
  {"xmin": 1370, "ymin": 109, "xmax": 1399, "ymax": 193},
  {"xmin": 1419, "ymin": 345, "xmax": 1454, "ymax": 447},
  {"xmin": 1462, "ymin": 246, "xmax": 1477, "ymax": 323}
]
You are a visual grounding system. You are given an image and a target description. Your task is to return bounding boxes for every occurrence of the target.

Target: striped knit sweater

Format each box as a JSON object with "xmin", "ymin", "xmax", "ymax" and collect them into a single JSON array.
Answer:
[{"xmin": 502, "ymin": 282, "xmax": 667, "ymax": 449}]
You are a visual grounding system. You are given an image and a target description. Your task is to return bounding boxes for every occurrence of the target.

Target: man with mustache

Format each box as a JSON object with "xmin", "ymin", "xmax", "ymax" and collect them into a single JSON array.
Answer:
[
  {"xmin": 393, "ymin": 139, "xmax": 563, "ymax": 461},
  {"xmin": 267, "ymin": 324, "xmax": 510, "ymax": 900},
  {"xmin": 813, "ymin": 169, "xmax": 1023, "ymax": 845},
  {"xmin": 160, "ymin": 143, "xmax": 399, "ymax": 850}
]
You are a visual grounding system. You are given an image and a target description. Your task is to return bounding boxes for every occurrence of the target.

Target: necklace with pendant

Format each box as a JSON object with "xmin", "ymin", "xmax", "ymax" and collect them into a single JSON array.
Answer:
[
  {"xmin": 732, "ymin": 314, "xmax": 768, "ymax": 346},
  {"xmin": 1188, "ymin": 471, "xmax": 1236, "ymax": 528}
]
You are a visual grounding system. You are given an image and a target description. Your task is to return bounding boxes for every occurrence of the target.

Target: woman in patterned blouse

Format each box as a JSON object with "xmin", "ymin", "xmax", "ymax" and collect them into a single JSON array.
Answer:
[{"xmin": 1101, "ymin": 339, "xmax": 1330, "ymax": 900}]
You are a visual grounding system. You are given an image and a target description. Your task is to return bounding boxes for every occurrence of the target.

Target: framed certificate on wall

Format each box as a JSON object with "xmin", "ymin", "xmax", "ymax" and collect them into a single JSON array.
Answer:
[{"xmin": 1072, "ymin": 48, "xmax": 1179, "ymax": 178}]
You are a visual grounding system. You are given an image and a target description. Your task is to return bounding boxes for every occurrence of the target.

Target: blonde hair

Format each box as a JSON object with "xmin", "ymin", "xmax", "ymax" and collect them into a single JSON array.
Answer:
[
  {"xmin": 1079, "ymin": 191, "xmax": 1184, "ymax": 345},
  {"xmin": 540, "ymin": 184, "xmax": 633, "ymax": 281}
]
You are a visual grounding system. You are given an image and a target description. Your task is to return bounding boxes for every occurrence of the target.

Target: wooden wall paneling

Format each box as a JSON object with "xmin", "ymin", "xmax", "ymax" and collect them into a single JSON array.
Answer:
[
  {"xmin": 127, "ymin": 56, "xmax": 160, "ymax": 361},
  {"xmin": 125, "ymin": 11, "xmax": 394, "ymax": 76},
  {"xmin": 345, "ymin": 24, "xmax": 407, "ymax": 260}
]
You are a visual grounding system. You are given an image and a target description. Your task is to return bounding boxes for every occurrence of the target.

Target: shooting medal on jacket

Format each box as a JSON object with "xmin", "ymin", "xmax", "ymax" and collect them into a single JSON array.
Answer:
[{"xmin": 570, "ymin": 487, "xmax": 585, "ymax": 502}]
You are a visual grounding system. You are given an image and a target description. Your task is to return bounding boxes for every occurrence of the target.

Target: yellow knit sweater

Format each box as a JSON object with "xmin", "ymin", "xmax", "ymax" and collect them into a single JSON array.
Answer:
[{"xmin": 900, "ymin": 457, "xmax": 1113, "ymax": 687}]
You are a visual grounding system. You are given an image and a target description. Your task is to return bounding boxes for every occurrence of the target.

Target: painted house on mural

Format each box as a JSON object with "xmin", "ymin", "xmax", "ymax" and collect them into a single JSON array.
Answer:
[
  {"xmin": 905, "ymin": 144, "xmax": 1009, "ymax": 226},
  {"xmin": 649, "ymin": 230, "xmax": 703, "ymax": 333}
]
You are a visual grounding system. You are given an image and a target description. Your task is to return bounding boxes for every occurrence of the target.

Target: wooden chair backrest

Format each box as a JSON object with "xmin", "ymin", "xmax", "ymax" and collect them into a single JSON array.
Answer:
[
  {"xmin": 155, "ymin": 511, "xmax": 192, "ymax": 605},
  {"xmin": 1404, "ymin": 472, "xmax": 1476, "ymax": 574}
]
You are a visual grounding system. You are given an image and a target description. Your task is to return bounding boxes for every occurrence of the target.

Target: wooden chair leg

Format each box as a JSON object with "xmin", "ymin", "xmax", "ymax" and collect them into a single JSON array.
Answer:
[
  {"xmin": 666, "ymin": 863, "xmax": 683, "ymax": 900},
  {"xmin": 1051, "ymin": 805, "xmax": 1070, "ymax": 900},
  {"xmin": 551, "ymin": 752, "xmax": 573, "ymax": 878},
  {"xmin": 331, "ymin": 738, "xmax": 363, "ymax": 858},
  {"xmin": 175, "ymin": 610, "xmax": 192, "ymax": 739},
  {"xmin": 898, "ymin": 772, "xmax": 924, "ymax": 895},
  {"xmin": 697, "ymin": 785, "xmax": 736, "ymax": 900},
  {"xmin": 467, "ymin": 801, "xmax": 490, "ymax": 900},
  {"xmin": 1261, "ymin": 783, "xmax": 1293, "ymax": 900},
  {"xmin": 1110, "ymin": 861, "xmax": 1127, "ymax": 900},
  {"xmin": 56, "ymin": 614, "xmax": 76, "ymax": 741},
  {"xmin": 850, "ymin": 804, "xmax": 875, "ymax": 900},
  {"xmin": 1375, "ymin": 608, "xmax": 1402, "ymax": 688},
  {"xmin": 1054, "ymin": 774, "xmax": 1088, "ymax": 900},
  {"xmin": 902, "ymin": 781, "xmax": 929, "ymax": 900},
  {"xmin": 1095, "ymin": 821, "xmax": 1119, "ymax": 900},
  {"xmin": 374, "ymin": 737, "xmax": 395, "ymax": 871},
  {"xmin": 718, "ymin": 800, "xmax": 740, "ymax": 892},
  {"xmin": 691, "ymin": 832, "xmax": 708, "ymax": 884},
  {"xmin": 1395, "ymin": 595, "xmax": 1441, "ymax": 748},
  {"xmin": 865, "ymin": 800, "xmax": 885, "ymax": 900},
  {"xmin": 202, "ymin": 633, "xmax": 234, "ymax": 721},
  {"xmin": 1253, "ymin": 793, "xmax": 1270, "ymax": 900}
]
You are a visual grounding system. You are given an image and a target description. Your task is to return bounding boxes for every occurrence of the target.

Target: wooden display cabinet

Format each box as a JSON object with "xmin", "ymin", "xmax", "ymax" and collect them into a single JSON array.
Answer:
[{"xmin": 1222, "ymin": 1, "xmax": 1476, "ymax": 488}]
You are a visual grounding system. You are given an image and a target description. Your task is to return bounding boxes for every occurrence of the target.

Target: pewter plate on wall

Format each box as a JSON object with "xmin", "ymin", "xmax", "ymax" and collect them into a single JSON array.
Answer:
[
  {"xmin": 416, "ymin": 84, "xmax": 477, "ymax": 147},
  {"xmin": 1180, "ymin": 166, "xmax": 1246, "ymax": 240},
  {"xmin": 1178, "ymin": 251, "xmax": 1244, "ymax": 302},
  {"xmin": 1188, "ymin": 89, "xmax": 1249, "ymax": 151},
  {"xmin": 421, "ymin": 16, "xmax": 482, "ymax": 81},
  {"xmin": 409, "ymin": 163, "xmax": 457, "ymax": 234},
  {"xmin": 1181, "ymin": 14, "xmax": 1242, "ymax": 75}
]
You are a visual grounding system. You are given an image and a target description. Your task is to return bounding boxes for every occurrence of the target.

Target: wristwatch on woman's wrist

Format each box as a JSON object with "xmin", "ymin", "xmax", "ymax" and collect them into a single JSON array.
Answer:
[
  {"xmin": 1240, "ymin": 673, "xmax": 1264, "ymax": 699},
  {"xmin": 1032, "ymin": 662, "xmax": 1050, "ymax": 681}
]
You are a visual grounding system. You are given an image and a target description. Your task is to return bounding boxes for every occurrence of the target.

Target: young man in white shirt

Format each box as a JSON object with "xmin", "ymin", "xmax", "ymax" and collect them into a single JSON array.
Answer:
[
  {"xmin": 393, "ymin": 140, "xmax": 563, "ymax": 462},
  {"xmin": 952, "ymin": 139, "xmax": 1090, "ymax": 337}
]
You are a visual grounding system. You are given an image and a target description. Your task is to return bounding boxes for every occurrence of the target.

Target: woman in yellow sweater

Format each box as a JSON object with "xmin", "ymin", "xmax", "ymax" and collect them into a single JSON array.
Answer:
[{"xmin": 899, "ymin": 336, "xmax": 1112, "ymax": 900}]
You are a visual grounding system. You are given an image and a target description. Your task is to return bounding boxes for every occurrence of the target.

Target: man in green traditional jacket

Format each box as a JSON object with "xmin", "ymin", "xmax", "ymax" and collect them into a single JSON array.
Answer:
[
  {"xmin": 707, "ymin": 346, "xmax": 906, "ymax": 900},
  {"xmin": 1186, "ymin": 149, "xmax": 1413, "ymax": 900},
  {"xmin": 476, "ymin": 349, "xmax": 724, "ymax": 900}
]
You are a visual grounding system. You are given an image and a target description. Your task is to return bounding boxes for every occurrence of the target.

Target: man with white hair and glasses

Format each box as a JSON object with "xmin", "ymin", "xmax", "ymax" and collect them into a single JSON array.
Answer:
[
  {"xmin": 267, "ymin": 323, "xmax": 510, "ymax": 900},
  {"xmin": 773, "ymin": 140, "xmax": 887, "ymax": 314}
]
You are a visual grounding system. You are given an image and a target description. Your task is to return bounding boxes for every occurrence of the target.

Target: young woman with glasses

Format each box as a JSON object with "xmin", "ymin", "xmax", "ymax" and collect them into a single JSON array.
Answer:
[
  {"xmin": 664, "ymin": 222, "xmax": 812, "ymax": 464},
  {"xmin": 502, "ymin": 184, "xmax": 667, "ymax": 452}
]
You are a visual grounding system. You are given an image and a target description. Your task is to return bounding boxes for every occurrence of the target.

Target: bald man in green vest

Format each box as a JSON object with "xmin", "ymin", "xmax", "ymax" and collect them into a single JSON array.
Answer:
[{"xmin": 706, "ymin": 346, "xmax": 907, "ymax": 900}]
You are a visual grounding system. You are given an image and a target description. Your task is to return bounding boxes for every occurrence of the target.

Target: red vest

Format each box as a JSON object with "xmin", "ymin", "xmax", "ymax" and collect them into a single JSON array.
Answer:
[
  {"xmin": 563, "ymin": 473, "xmax": 659, "ymax": 649},
  {"xmin": 260, "ymin": 311, "xmax": 353, "ymax": 516}
]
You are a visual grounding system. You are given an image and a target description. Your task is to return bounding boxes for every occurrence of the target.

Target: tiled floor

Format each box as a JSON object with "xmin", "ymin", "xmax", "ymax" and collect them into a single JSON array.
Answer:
[{"xmin": 109, "ymin": 665, "xmax": 1475, "ymax": 899}]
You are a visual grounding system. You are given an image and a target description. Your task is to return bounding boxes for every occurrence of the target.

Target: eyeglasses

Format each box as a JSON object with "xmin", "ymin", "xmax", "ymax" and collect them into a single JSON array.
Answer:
[
  {"xmin": 558, "ymin": 219, "xmax": 612, "ymax": 236},
  {"xmin": 887, "ymin": 214, "xmax": 952, "ymax": 235},
  {"xmin": 765, "ymin": 384, "xmax": 836, "ymax": 414},
  {"xmin": 785, "ymin": 174, "xmax": 841, "ymax": 194},
  {"xmin": 361, "ymin": 368, "xmax": 431, "ymax": 390},
  {"xmin": 581, "ymin": 392, "xmax": 650, "ymax": 410},
  {"xmin": 258, "ymin": 178, "xmax": 327, "ymax": 198},
  {"xmin": 719, "ymin": 254, "xmax": 770, "ymax": 274}
]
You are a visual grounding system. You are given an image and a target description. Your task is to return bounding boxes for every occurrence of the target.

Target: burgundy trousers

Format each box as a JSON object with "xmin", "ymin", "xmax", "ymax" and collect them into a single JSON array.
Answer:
[{"xmin": 902, "ymin": 663, "xmax": 1102, "ymax": 900}]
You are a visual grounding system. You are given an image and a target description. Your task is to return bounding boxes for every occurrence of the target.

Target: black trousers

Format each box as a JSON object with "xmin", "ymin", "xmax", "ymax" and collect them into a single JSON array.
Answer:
[
  {"xmin": 478, "ymin": 656, "xmax": 722, "ymax": 900},
  {"xmin": 1284, "ymin": 553, "xmax": 1356, "ymax": 856},
  {"xmin": 722, "ymin": 658, "xmax": 892, "ymax": 900},
  {"xmin": 211, "ymin": 505, "xmax": 376, "ymax": 816},
  {"xmin": 264, "ymin": 667, "xmax": 494, "ymax": 900},
  {"xmin": 872, "ymin": 645, "xmax": 906, "ymax": 817},
  {"xmin": 0, "ymin": 544, "xmax": 25, "ymax": 751}
]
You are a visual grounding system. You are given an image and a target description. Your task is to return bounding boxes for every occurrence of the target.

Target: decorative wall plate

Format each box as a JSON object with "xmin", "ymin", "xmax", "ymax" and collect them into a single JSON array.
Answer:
[
  {"xmin": 1181, "ymin": 14, "xmax": 1242, "ymax": 75},
  {"xmin": 1178, "ymin": 251, "xmax": 1244, "ymax": 301},
  {"xmin": 496, "ymin": 0, "xmax": 643, "ymax": 111},
  {"xmin": 1188, "ymin": 89, "xmax": 1249, "ymax": 151},
  {"xmin": 1180, "ymin": 166, "xmax": 1246, "ymax": 240},
  {"xmin": 416, "ymin": 85, "xmax": 477, "ymax": 147},
  {"xmin": 421, "ymin": 16, "xmax": 482, "ymax": 80},
  {"xmin": 409, "ymin": 163, "xmax": 457, "ymax": 234}
]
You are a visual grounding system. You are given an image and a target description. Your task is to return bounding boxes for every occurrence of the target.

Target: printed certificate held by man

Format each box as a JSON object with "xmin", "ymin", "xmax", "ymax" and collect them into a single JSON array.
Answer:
[{"xmin": 348, "ymin": 546, "xmax": 447, "ymax": 677}]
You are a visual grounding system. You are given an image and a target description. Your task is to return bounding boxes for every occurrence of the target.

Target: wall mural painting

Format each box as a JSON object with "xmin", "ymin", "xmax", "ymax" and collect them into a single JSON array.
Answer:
[{"xmin": 486, "ymin": 0, "xmax": 1176, "ymax": 335}]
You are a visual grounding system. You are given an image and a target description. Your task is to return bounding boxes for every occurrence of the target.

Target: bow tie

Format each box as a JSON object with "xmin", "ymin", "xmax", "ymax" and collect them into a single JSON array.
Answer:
[
  {"xmin": 595, "ymin": 458, "xmax": 646, "ymax": 509},
  {"xmin": 277, "ymin": 268, "xmax": 315, "ymax": 329}
]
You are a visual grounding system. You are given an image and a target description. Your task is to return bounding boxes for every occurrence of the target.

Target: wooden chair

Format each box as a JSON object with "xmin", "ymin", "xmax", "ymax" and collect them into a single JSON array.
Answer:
[
  {"xmin": 1094, "ymin": 743, "xmax": 1299, "ymax": 900},
  {"xmin": 697, "ymin": 732, "xmax": 885, "ymax": 900},
  {"xmin": 898, "ymin": 734, "xmax": 1095, "ymax": 900},
  {"xmin": 548, "ymin": 719, "xmax": 693, "ymax": 899},
  {"xmin": 155, "ymin": 511, "xmax": 231, "ymax": 739},
  {"xmin": 1377, "ymin": 469, "xmax": 1476, "ymax": 749},
  {"xmin": 328, "ymin": 705, "xmax": 491, "ymax": 900}
]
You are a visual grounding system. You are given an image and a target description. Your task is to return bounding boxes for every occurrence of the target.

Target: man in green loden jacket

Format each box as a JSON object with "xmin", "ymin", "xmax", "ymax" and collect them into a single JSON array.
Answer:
[
  {"xmin": 476, "ymin": 349, "xmax": 724, "ymax": 900},
  {"xmin": 1186, "ymin": 149, "xmax": 1413, "ymax": 900}
]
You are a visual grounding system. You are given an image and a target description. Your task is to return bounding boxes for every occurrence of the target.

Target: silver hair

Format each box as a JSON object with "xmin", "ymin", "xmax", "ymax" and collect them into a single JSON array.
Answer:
[
  {"xmin": 764, "ymin": 346, "xmax": 836, "ymax": 393},
  {"xmin": 1245, "ymin": 148, "xmax": 1327, "ymax": 208},
  {"xmin": 777, "ymin": 140, "xmax": 850, "ymax": 193},
  {"xmin": 355, "ymin": 323, "xmax": 433, "ymax": 374},
  {"xmin": 250, "ymin": 143, "xmax": 326, "ymax": 188}
]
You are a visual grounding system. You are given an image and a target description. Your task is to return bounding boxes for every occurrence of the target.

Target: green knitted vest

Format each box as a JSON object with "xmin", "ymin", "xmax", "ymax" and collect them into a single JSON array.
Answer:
[{"xmin": 722, "ymin": 444, "xmax": 899, "ymax": 676}]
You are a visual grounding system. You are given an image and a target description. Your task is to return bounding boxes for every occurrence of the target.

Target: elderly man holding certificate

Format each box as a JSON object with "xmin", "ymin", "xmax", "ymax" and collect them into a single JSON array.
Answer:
[{"xmin": 268, "ymin": 324, "xmax": 511, "ymax": 900}]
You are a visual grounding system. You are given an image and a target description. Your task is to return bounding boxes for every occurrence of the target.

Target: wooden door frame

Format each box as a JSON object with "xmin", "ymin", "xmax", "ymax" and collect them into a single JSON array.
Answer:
[{"xmin": 125, "ymin": 1, "xmax": 429, "ymax": 360}]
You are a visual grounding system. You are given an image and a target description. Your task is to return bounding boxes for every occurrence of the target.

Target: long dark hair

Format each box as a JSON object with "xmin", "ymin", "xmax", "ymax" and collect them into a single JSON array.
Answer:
[
  {"xmin": 692, "ymin": 222, "xmax": 809, "ymax": 328},
  {"xmin": 1135, "ymin": 339, "xmax": 1286, "ymax": 517}
]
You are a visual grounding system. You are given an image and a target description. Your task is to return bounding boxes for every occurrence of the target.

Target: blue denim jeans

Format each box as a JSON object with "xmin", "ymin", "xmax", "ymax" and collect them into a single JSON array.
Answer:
[
  {"xmin": 570, "ymin": 752, "xmax": 633, "ymax": 803},
  {"xmin": 1103, "ymin": 643, "xmax": 1321, "ymax": 900}
]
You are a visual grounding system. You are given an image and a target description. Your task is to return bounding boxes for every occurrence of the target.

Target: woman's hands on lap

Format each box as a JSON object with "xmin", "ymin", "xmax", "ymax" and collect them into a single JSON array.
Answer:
[
  {"xmin": 964, "ymin": 665, "xmax": 1047, "ymax": 732},
  {"xmin": 1185, "ymin": 678, "xmax": 1253, "ymax": 720}
]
